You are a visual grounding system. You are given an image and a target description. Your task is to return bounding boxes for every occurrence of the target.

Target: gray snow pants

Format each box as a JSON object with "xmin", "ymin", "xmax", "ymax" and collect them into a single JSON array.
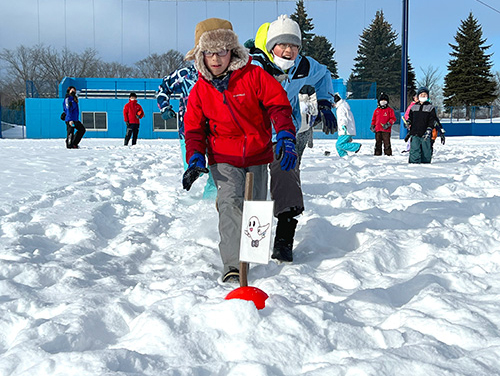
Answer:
[{"xmin": 210, "ymin": 163, "xmax": 268, "ymax": 274}]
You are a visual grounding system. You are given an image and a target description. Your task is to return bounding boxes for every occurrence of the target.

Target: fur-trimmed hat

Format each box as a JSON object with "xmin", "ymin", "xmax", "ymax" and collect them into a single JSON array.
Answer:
[
  {"xmin": 185, "ymin": 18, "xmax": 249, "ymax": 81},
  {"xmin": 266, "ymin": 15, "xmax": 302, "ymax": 53}
]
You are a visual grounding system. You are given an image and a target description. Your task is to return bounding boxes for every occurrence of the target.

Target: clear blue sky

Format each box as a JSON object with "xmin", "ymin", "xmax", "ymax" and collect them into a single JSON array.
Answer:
[{"xmin": 1, "ymin": 0, "xmax": 499, "ymax": 83}]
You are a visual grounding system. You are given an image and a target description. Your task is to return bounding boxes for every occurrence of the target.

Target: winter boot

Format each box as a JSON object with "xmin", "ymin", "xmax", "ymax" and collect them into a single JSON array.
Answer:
[
  {"xmin": 222, "ymin": 267, "xmax": 240, "ymax": 283},
  {"xmin": 271, "ymin": 214, "xmax": 298, "ymax": 263}
]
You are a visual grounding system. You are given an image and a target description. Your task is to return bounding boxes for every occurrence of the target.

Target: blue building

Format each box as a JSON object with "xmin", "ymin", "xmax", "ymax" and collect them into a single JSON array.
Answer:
[{"xmin": 26, "ymin": 77, "xmax": 181, "ymax": 140}]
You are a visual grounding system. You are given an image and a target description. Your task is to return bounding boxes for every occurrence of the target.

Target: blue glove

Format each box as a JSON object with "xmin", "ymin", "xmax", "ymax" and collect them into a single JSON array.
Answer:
[
  {"xmin": 182, "ymin": 152, "xmax": 209, "ymax": 191},
  {"xmin": 161, "ymin": 106, "xmax": 176, "ymax": 121},
  {"xmin": 423, "ymin": 127, "xmax": 433, "ymax": 140},
  {"xmin": 317, "ymin": 100, "xmax": 337, "ymax": 135},
  {"xmin": 275, "ymin": 130, "xmax": 297, "ymax": 172}
]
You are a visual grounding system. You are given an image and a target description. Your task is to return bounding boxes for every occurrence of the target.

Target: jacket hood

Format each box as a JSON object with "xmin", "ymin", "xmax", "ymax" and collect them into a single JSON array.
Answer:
[{"xmin": 254, "ymin": 23, "xmax": 274, "ymax": 63}]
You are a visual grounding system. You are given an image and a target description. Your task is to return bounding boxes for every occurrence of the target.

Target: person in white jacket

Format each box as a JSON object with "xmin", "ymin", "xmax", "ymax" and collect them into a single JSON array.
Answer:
[{"xmin": 334, "ymin": 93, "xmax": 361, "ymax": 157}]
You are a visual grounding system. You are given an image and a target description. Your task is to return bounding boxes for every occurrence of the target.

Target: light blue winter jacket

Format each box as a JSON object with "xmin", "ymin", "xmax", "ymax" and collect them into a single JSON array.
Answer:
[{"xmin": 249, "ymin": 26, "xmax": 334, "ymax": 132}]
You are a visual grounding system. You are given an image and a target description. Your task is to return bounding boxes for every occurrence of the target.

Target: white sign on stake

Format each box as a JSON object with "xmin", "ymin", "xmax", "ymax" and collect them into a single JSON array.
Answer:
[{"xmin": 239, "ymin": 200, "xmax": 274, "ymax": 264}]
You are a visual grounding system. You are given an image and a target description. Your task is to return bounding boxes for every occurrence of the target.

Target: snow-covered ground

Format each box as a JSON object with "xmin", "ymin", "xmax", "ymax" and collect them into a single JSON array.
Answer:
[
  {"xmin": 1, "ymin": 137, "xmax": 500, "ymax": 376},
  {"xmin": 0, "ymin": 123, "xmax": 25, "ymax": 139}
]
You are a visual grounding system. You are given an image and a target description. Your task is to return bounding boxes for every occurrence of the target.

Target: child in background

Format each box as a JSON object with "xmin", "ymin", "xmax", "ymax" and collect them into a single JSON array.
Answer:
[
  {"xmin": 334, "ymin": 93, "xmax": 361, "ymax": 157},
  {"xmin": 182, "ymin": 18, "xmax": 296, "ymax": 283},
  {"xmin": 123, "ymin": 92, "xmax": 144, "ymax": 146},
  {"xmin": 371, "ymin": 92, "xmax": 396, "ymax": 156},
  {"xmin": 407, "ymin": 87, "xmax": 440, "ymax": 164}
]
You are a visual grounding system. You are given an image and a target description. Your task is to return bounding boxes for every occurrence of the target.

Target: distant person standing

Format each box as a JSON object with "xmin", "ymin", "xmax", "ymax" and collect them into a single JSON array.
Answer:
[
  {"xmin": 334, "ymin": 93, "xmax": 361, "ymax": 157},
  {"xmin": 63, "ymin": 86, "xmax": 86, "ymax": 149},
  {"xmin": 370, "ymin": 92, "xmax": 396, "ymax": 156},
  {"xmin": 123, "ymin": 92, "xmax": 144, "ymax": 146},
  {"xmin": 407, "ymin": 87, "xmax": 440, "ymax": 164}
]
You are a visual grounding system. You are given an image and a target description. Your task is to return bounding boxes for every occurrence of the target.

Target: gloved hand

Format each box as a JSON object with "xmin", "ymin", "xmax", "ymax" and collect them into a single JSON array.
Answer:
[
  {"xmin": 317, "ymin": 100, "xmax": 337, "ymax": 135},
  {"xmin": 182, "ymin": 152, "xmax": 209, "ymax": 191},
  {"xmin": 275, "ymin": 130, "xmax": 297, "ymax": 171},
  {"xmin": 404, "ymin": 133, "xmax": 411, "ymax": 142},
  {"xmin": 370, "ymin": 124, "xmax": 376, "ymax": 133},
  {"xmin": 440, "ymin": 129, "xmax": 446, "ymax": 145},
  {"xmin": 161, "ymin": 106, "xmax": 177, "ymax": 121},
  {"xmin": 125, "ymin": 121, "xmax": 130, "ymax": 127},
  {"xmin": 423, "ymin": 127, "xmax": 433, "ymax": 140},
  {"xmin": 382, "ymin": 122, "xmax": 392, "ymax": 130}
]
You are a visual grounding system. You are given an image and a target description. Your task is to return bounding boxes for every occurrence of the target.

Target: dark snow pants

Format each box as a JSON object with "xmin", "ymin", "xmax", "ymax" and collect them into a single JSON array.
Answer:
[
  {"xmin": 66, "ymin": 121, "xmax": 86, "ymax": 148},
  {"xmin": 270, "ymin": 144, "xmax": 304, "ymax": 218},
  {"xmin": 409, "ymin": 136, "xmax": 432, "ymax": 164},
  {"xmin": 374, "ymin": 131, "xmax": 392, "ymax": 156},
  {"xmin": 124, "ymin": 123, "xmax": 140, "ymax": 146},
  {"xmin": 210, "ymin": 163, "xmax": 268, "ymax": 274}
]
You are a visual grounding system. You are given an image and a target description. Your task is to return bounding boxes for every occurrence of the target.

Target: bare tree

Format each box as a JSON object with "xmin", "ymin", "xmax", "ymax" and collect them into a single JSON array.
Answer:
[
  {"xmin": 417, "ymin": 65, "xmax": 441, "ymax": 93},
  {"xmin": 135, "ymin": 50, "xmax": 187, "ymax": 78},
  {"xmin": 96, "ymin": 61, "xmax": 135, "ymax": 78},
  {"xmin": 417, "ymin": 65, "xmax": 445, "ymax": 114}
]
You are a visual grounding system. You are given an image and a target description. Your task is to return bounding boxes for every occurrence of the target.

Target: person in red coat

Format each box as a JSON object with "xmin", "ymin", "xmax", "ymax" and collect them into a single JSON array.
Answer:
[
  {"xmin": 123, "ymin": 92, "xmax": 145, "ymax": 146},
  {"xmin": 371, "ymin": 92, "xmax": 396, "ymax": 156},
  {"xmin": 182, "ymin": 18, "xmax": 296, "ymax": 283}
]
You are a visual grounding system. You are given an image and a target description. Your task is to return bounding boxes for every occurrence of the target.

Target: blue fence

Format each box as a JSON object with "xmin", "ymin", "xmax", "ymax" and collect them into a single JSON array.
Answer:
[{"xmin": 1, "ymin": 107, "xmax": 25, "ymax": 125}]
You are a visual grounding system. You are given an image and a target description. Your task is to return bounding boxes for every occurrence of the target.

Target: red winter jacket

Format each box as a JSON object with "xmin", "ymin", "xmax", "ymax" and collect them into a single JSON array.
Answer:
[
  {"xmin": 371, "ymin": 106, "xmax": 396, "ymax": 133},
  {"xmin": 123, "ymin": 100, "xmax": 144, "ymax": 125},
  {"xmin": 185, "ymin": 59, "xmax": 295, "ymax": 168}
]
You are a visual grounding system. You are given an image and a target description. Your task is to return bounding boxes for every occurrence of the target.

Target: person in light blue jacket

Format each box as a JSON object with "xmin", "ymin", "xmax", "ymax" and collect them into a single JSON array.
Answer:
[{"xmin": 248, "ymin": 15, "xmax": 337, "ymax": 263}]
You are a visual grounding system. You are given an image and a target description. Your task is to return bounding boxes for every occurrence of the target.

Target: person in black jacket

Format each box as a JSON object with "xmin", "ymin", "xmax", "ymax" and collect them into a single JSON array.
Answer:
[{"xmin": 407, "ymin": 87, "xmax": 439, "ymax": 164}]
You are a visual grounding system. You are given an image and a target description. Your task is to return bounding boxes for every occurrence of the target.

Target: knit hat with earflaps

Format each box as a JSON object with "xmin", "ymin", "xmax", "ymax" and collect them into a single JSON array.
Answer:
[
  {"xmin": 185, "ymin": 18, "xmax": 249, "ymax": 81},
  {"xmin": 265, "ymin": 14, "xmax": 302, "ymax": 53}
]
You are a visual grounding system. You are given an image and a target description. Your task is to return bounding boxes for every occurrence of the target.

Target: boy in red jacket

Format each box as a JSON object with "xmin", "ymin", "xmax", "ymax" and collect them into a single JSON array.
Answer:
[
  {"xmin": 123, "ymin": 92, "xmax": 144, "ymax": 146},
  {"xmin": 182, "ymin": 18, "xmax": 296, "ymax": 283},
  {"xmin": 371, "ymin": 92, "xmax": 396, "ymax": 156}
]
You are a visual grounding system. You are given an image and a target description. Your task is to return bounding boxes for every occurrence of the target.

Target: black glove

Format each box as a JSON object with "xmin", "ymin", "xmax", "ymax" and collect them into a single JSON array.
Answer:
[
  {"xmin": 404, "ymin": 133, "xmax": 411, "ymax": 142},
  {"xmin": 440, "ymin": 134, "xmax": 446, "ymax": 145},
  {"xmin": 370, "ymin": 124, "xmax": 376, "ymax": 133},
  {"xmin": 317, "ymin": 100, "xmax": 337, "ymax": 135},
  {"xmin": 182, "ymin": 152, "xmax": 209, "ymax": 191},
  {"xmin": 382, "ymin": 122, "xmax": 392, "ymax": 130},
  {"xmin": 423, "ymin": 127, "xmax": 433, "ymax": 140},
  {"xmin": 126, "ymin": 121, "xmax": 130, "ymax": 127},
  {"xmin": 161, "ymin": 106, "xmax": 177, "ymax": 121}
]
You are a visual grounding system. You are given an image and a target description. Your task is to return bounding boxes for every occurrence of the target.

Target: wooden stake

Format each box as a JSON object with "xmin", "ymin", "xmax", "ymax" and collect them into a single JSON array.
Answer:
[{"xmin": 239, "ymin": 172, "xmax": 253, "ymax": 287}]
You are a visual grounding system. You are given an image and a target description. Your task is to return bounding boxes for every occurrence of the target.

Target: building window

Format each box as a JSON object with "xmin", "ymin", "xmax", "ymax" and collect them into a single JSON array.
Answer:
[
  {"xmin": 153, "ymin": 112, "xmax": 178, "ymax": 132},
  {"xmin": 82, "ymin": 112, "xmax": 107, "ymax": 131}
]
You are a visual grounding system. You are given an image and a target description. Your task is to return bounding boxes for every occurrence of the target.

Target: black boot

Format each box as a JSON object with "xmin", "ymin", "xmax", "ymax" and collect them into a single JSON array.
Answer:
[{"xmin": 272, "ymin": 214, "xmax": 298, "ymax": 263}]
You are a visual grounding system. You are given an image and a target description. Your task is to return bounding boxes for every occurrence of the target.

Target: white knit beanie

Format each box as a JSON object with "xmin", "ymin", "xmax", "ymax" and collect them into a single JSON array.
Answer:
[{"xmin": 266, "ymin": 14, "xmax": 302, "ymax": 53}]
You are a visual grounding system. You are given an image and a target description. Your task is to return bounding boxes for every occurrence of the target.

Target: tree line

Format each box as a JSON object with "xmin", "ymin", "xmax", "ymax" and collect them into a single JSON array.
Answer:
[
  {"xmin": 1, "ymin": 1, "xmax": 498, "ymax": 115},
  {"xmin": 0, "ymin": 46, "xmax": 188, "ymax": 107}
]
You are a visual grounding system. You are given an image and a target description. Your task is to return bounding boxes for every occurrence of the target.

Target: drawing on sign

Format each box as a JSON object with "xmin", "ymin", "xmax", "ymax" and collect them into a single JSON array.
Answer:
[{"xmin": 244, "ymin": 216, "xmax": 270, "ymax": 247}]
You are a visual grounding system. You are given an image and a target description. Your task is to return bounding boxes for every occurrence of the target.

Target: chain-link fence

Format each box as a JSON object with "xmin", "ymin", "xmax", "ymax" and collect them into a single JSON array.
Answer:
[
  {"xmin": 443, "ymin": 105, "xmax": 500, "ymax": 123},
  {"xmin": 346, "ymin": 81, "xmax": 377, "ymax": 99}
]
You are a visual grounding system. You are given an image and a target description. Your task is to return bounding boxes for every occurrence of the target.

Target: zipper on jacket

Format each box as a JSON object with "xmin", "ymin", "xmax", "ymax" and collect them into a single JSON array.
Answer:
[{"xmin": 223, "ymin": 92, "xmax": 247, "ymax": 165}]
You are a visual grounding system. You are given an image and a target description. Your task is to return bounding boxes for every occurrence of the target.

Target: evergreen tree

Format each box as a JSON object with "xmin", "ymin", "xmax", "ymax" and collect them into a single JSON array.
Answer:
[
  {"xmin": 308, "ymin": 36, "xmax": 338, "ymax": 78},
  {"xmin": 290, "ymin": 0, "xmax": 338, "ymax": 78},
  {"xmin": 348, "ymin": 10, "xmax": 416, "ymax": 109},
  {"xmin": 290, "ymin": 0, "xmax": 314, "ymax": 56},
  {"xmin": 443, "ymin": 12, "xmax": 497, "ymax": 112}
]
